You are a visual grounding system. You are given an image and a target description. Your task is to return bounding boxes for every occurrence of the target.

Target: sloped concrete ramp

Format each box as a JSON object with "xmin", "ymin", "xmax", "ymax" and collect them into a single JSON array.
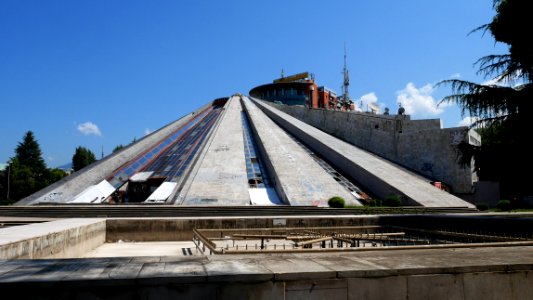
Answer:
[
  {"xmin": 243, "ymin": 97, "xmax": 360, "ymax": 207},
  {"xmin": 251, "ymin": 97, "xmax": 475, "ymax": 208}
]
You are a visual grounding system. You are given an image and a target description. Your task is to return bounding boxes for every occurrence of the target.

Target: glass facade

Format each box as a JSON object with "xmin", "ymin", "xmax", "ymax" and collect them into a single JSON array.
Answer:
[
  {"xmin": 249, "ymin": 83, "xmax": 310, "ymax": 106},
  {"xmin": 241, "ymin": 111, "xmax": 272, "ymax": 188},
  {"xmin": 106, "ymin": 105, "xmax": 222, "ymax": 189},
  {"xmin": 143, "ymin": 107, "xmax": 223, "ymax": 181}
]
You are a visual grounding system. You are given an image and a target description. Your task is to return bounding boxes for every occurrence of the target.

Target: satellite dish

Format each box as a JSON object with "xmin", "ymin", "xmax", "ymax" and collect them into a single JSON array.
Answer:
[
  {"xmin": 368, "ymin": 102, "xmax": 379, "ymax": 113},
  {"xmin": 398, "ymin": 107, "xmax": 405, "ymax": 115},
  {"xmin": 398, "ymin": 103, "xmax": 405, "ymax": 115}
]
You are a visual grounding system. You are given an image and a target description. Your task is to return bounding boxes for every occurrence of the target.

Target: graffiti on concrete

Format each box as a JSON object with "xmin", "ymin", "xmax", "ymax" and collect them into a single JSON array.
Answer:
[
  {"xmin": 43, "ymin": 192, "xmax": 63, "ymax": 202},
  {"xmin": 450, "ymin": 131, "xmax": 464, "ymax": 145}
]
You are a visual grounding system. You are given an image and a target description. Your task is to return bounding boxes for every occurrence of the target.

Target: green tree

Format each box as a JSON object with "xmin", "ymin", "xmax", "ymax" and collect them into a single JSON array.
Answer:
[
  {"xmin": 72, "ymin": 146, "xmax": 96, "ymax": 172},
  {"xmin": 8, "ymin": 158, "xmax": 37, "ymax": 200},
  {"xmin": 438, "ymin": 0, "xmax": 533, "ymax": 198},
  {"xmin": 48, "ymin": 168, "xmax": 68, "ymax": 183},
  {"xmin": 15, "ymin": 131, "xmax": 48, "ymax": 177},
  {"xmin": 1, "ymin": 131, "xmax": 70, "ymax": 204},
  {"xmin": 4, "ymin": 131, "xmax": 52, "ymax": 201},
  {"xmin": 0, "ymin": 168, "xmax": 6, "ymax": 202},
  {"xmin": 112, "ymin": 144, "xmax": 125, "ymax": 153}
]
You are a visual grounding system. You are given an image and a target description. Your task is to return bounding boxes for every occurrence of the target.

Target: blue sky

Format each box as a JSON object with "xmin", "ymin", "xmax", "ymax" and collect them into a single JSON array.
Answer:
[{"xmin": 0, "ymin": 1, "xmax": 506, "ymax": 167}]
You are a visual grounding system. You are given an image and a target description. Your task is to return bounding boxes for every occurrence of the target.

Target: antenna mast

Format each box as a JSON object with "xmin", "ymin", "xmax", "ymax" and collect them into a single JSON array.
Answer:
[{"xmin": 342, "ymin": 44, "xmax": 350, "ymax": 107}]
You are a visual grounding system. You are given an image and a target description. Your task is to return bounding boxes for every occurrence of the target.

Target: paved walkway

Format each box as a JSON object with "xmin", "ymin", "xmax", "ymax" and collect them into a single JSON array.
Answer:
[{"xmin": 2, "ymin": 245, "xmax": 533, "ymax": 283}]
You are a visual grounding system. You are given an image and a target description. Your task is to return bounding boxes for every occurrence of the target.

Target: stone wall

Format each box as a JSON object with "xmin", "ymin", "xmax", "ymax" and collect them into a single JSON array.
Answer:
[
  {"xmin": 106, "ymin": 216, "xmax": 376, "ymax": 241},
  {"xmin": 0, "ymin": 219, "xmax": 106, "ymax": 259},
  {"xmin": 2, "ymin": 258, "xmax": 532, "ymax": 300},
  {"xmin": 267, "ymin": 103, "xmax": 478, "ymax": 194}
]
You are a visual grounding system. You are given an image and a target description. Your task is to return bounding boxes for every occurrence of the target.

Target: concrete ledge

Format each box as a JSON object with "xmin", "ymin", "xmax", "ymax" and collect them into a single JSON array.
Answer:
[
  {"xmin": 0, "ymin": 219, "xmax": 106, "ymax": 259},
  {"xmin": 1, "ymin": 247, "xmax": 533, "ymax": 299},
  {"xmin": 2, "ymin": 214, "xmax": 533, "ymax": 299},
  {"xmin": 104, "ymin": 216, "xmax": 378, "ymax": 242}
]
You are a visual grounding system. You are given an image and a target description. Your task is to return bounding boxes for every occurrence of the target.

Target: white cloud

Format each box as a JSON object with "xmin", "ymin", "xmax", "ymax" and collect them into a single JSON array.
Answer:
[
  {"xmin": 360, "ymin": 92, "xmax": 378, "ymax": 105},
  {"xmin": 457, "ymin": 116, "xmax": 480, "ymax": 127},
  {"xmin": 482, "ymin": 71, "xmax": 525, "ymax": 87},
  {"xmin": 144, "ymin": 128, "xmax": 153, "ymax": 136},
  {"xmin": 77, "ymin": 122, "xmax": 102, "ymax": 136},
  {"xmin": 47, "ymin": 156, "xmax": 55, "ymax": 162},
  {"xmin": 450, "ymin": 73, "xmax": 461, "ymax": 79},
  {"xmin": 482, "ymin": 77, "xmax": 501, "ymax": 86},
  {"xmin": 396, "ymin": 82, "xmax": 450, "ymax": 118},
  {"xmin": 356, "ymin": 92, "xmax": 384, "ymax": 113}
]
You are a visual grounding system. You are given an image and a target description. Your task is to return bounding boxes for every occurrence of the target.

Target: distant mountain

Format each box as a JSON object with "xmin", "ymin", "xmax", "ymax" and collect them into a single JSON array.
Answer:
[{"xmin": 56, "ymin": 162, "xmax": 73, "ymax": 171}]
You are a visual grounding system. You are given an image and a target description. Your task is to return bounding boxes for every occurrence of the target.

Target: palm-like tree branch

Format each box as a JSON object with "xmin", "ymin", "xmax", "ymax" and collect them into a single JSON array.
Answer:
[{"xmin": 437, "ymin": 79, "xmax": 520, "ymax": 119}]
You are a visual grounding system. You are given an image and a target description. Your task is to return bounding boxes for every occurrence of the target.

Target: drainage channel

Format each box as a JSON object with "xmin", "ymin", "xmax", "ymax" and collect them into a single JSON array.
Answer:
[{"xmin": 282, "ymin": 129, "xmax": 370, "ymax": 202}]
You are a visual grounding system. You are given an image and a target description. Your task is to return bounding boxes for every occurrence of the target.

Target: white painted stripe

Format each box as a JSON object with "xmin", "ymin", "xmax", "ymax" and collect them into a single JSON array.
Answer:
[
  {"xmin": 146, "ymin": 182, "xmax": 177, "ymax": 202},
  {"xmin": 71, "ymin": 180, "xmax": 115, "ymax": 203}
]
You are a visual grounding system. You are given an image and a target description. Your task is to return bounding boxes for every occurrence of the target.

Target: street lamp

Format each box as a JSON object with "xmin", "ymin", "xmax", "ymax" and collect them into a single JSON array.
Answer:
[{"xmin": 6, "ymin": 163, "xmax": 10, "ymax": 200}]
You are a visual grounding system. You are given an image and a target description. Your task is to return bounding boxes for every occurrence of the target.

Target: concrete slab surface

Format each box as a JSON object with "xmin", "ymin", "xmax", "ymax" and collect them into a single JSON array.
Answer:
[
  {"xmin": 1, "ymin": 245, "xmax": 532, "ymax": 283},
  {"xmin": 242, "ymin": 97, "xmax": 358, "ymax": 206},
  {"xmin": 252, "ymin": 98, "xmax": 475, "ymax": 208},
  {"xmin": 1, "ymin": 245, "xmax": 533, "ymax": 299},
  {"xmin": 81, "ymin": 241, "xmax": 198, "ymax": 258},
  {"xmin": 0, "ymin": 218, "xmax": 105, "ymax": 244},
  {"xmin": 182, "ymin": 96, "xmax": 250, "ymax": 205},
  {"xmin": 137, "ymin": 260, "xmax": 207, "ymax": 284}
]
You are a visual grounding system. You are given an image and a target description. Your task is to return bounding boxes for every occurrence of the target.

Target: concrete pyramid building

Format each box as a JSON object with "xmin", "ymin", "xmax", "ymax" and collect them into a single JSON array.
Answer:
[{"xmin": 16, "ymin": 95, "xmax": 476, "ymax": 208}]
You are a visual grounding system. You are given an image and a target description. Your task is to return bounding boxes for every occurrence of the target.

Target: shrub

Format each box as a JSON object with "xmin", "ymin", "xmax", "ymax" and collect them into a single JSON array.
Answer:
[
  {"xmin": 366, "ymin": 199, "xmax": 383, "ymax": 207},
  {"xmin": 328, "ymin": 196, "xmax": 345, "ymax": 208},
  {"xmin": 476, "ymin": 203, "xmax": 489, "ymax": 211},
  {"xmin": 496, "ymin": 199, "xmax": 512, "ymax": 211},
  {"xmin": 383, "ymin": 195, "xmax": 402, "ymax": 207}
]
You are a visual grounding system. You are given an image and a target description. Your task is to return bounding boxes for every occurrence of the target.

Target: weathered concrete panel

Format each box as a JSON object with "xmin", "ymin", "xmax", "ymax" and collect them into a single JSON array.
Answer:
[
  {"xmin": 181, "ymin": 96, "xmax": 250, "ymax": 205},
  {"xmin": 348, "ymin": 276, "xmax": 407, "ymax": 300},
  {"xmin": 0, "ymin": 219, "xmax": 106, "ymax": 259},
  {"xmin": 407, "ymin": 274, "xmax": 464, "ymax": 300},
  {"xmin": 508, "ymin": 271, "xmax": 533, "ymax": 300},
  {"xmin": 253, "ymin": 98, "xmax": 474, "ymax": 208},
  {"xmin": 261, "ymin": 257, "xmax": 336, "ymax": 281},
  {"xmin": 1, "ymin": 238, "xmax": 533, "ymax": 299},
  {"xmin": 104, "ymin": 216, "xmax": 379, "ymax": 242},
  {"xmin": 462, "ymin": 272, "xmax": 513, "ymax": 300},
  {"xmin": 204, "ymin": 258, "xmax": 273, "ymax": 282},
  {"xmin": 286, "ymin": 279, "xmax": 347, "ymax": 300},
  {"xmin": 138, "ymin": 284, "xmax": 218, "ymax": 300},
  {"xmin": 219, "ymin": 282, "xmax": 285, "ymax": 300},
  {"xmin": 242, "ymin": 97, "xmax": 359, "ymax": 206},
  {"xmin": 137, "ymin": 260, "xmax": 207, "ymax": 284}
]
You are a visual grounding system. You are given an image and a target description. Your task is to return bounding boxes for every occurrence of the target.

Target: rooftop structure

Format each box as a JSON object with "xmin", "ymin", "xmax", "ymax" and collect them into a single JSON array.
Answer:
[{"xmin": 249, "ymin": 72, "xmax": 356, "ymax": 111}]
